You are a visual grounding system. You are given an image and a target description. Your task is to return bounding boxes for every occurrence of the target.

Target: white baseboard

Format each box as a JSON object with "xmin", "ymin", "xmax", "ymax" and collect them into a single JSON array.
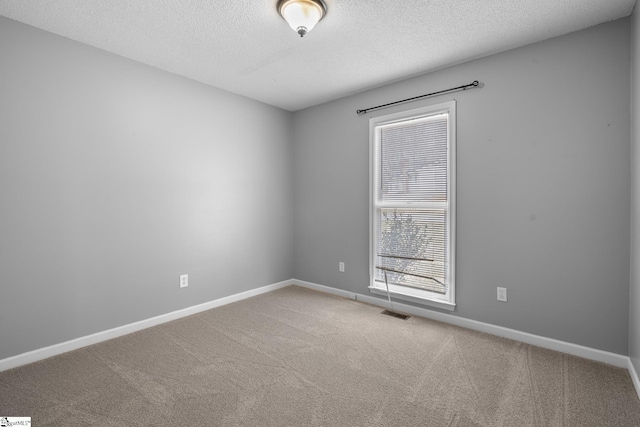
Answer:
[
  {"xmin": 292, "ymin": 279, "xmax": 630, "ymax": 369},
  {"xmin": 0, "ymin": 279, "xmax": 293, "ymax": 373},
  {"xmin": 628, "ymin": 358, "xmax": 640, "ymax": 400},
  {"xmin": 4, "ymin": 277, "xmax": 639, "ymax": 401}
]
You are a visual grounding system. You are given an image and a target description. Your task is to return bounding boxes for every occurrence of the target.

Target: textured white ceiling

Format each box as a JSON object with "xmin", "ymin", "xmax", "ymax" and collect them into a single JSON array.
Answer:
[{"xmin": 0, "ymin": 0, "xmax": 636, "ymax": 111}]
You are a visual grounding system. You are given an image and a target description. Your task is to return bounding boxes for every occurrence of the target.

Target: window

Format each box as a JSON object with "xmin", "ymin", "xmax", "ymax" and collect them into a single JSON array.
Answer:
[{"xmin": 369, "ymin": 101, "xmax": 456, "ymax": 310}]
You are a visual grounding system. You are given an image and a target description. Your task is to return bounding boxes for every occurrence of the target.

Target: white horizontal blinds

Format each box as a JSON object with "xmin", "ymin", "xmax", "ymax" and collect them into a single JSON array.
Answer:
[
  {"xmin": 380, "ymin": 114, "xmax": 448, "ymax": 203},
  {"xmin": 375, "ymin": 111, "xmax": 450, "ymax": 295},
  {"xmin": 375, "ymin": 208, "xmax": 447, "ymax": 294}
]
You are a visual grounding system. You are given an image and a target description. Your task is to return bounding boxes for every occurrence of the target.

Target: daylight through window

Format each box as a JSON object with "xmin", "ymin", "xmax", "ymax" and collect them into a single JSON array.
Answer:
[{"xmin": 370, "ymin": 101, "xmax": 456, "ymax": 309}]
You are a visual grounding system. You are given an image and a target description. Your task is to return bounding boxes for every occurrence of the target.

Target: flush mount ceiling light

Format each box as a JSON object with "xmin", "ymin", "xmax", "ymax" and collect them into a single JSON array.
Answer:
[{"xmin": 277, "ymin": 0, "xmax": 327, "ymax": 38}]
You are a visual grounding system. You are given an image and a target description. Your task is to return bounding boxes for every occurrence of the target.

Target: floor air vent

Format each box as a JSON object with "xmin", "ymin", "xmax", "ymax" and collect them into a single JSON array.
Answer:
[{"xmin": 381, "ymin": 310, "xmax": 410, "ymax": 320}]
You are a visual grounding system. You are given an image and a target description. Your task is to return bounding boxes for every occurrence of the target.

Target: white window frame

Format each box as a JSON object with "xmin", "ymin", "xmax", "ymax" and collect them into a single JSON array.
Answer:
[{"xmin": 369, "ymin": 101, "xmax": 456, "ymax": 311}]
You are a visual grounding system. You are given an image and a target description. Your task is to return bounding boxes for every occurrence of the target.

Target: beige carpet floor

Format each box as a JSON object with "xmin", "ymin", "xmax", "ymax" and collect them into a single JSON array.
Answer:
[{"xmin": 1, "ymin": 285, "xmax": 640, "ymax": 426}]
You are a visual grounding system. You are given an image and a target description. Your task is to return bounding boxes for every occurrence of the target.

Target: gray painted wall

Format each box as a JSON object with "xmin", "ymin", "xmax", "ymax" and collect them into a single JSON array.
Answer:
[
  {"xmin": 1, "ymin": 14, "xmax": 634, "ymax": 363},
  {"xmin": 0, "ymin": 17, "xmax": 294, "ymax": 360},
  {"xmin": 630, "ymin": 6, "xmax": 640, "ymax": 371},
  {"xmin": 293, "ymin": 19, "xmax": 631, "ymax": 354}
]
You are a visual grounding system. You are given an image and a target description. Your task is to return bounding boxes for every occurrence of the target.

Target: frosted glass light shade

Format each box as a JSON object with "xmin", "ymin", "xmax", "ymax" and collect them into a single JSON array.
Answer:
[{"xmin": 278, "ymin": 0, "xmax": 326, "ymax": 37}]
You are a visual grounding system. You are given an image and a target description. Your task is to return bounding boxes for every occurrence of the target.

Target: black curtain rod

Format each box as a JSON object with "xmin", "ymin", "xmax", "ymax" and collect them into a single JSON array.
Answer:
[{"xmin": 356, "ymin": 80, "xmax": 481, "ymax": 116}]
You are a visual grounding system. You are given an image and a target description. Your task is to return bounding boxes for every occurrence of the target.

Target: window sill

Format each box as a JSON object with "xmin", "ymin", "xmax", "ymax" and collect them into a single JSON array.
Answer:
[{"xmin": 369, "ymin": 285, "xmax": 456, "ymax": 312}]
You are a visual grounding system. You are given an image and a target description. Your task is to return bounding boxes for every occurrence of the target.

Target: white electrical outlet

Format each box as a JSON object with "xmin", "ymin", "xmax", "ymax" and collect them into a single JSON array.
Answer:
[
  {"xmin": 497, "ymin": 287, "xmax": 507, "ymax": 302},
  {"xmin": 339, "ymin": 262, "xmax": 345, "ymax": 272},
  {"xmin": 180, "ymin": 274, "xmax": 188, "ymax": 288}
]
